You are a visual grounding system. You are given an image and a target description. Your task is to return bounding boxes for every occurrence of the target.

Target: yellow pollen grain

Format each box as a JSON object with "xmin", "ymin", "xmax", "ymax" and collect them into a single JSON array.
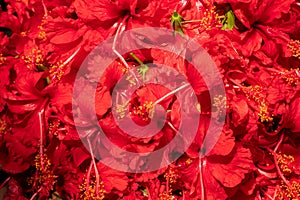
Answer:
[
  {"xmin": 213, "ymin": 95, "xmax": 227, "ymax": 115},
  {"xmin": 80, "ymin": 176, "xmax": 106, "ymax": 200},
  {"xmin": 199, "ymin": 6, "xmax": 222, "ymax": 31},
  {"xmin": 242, "ymin": 85, "xmax": 272, "ymax": 122},
  {"xmin": 0, "ymin": 121, "xmax": 6, "ymax": 133},
  {"xmin": 277, "ymin": 153, "xmax": 295, "ymax": 175},
  {"xmin": 276, "ymin": 180, "xmax": 300, "ymax": 200},
  {"xmin": 281, "ymin": 68, "xmax": 300, "ymax": 86},
  {"xmin": 288, "ymin": 40, "xmax": 300, "ymax": 59},
  {"xmin": 31, "ymin": 152, "xmax": 56, "ymax": 193},
  {"xmin": 0, "ymin": 54, "xmax": 6, "ymax": 65},
  {"xmin": 22, "ymin": 47, "xmax": 44, "ymax": 70},
  {"xmin": 158, "ymin": 191, "xmax": 173, "ymax": 200},
  {"xmin": 132, "ymin": 101, "xmax": 154, "ymax": 121},
  {"xmin": 49, "ymin": 60, "xmax": 66, "ymax": 83},
  {"xmin": 164, "ymin": 168, "xmax": 178, "ymax": 184}
]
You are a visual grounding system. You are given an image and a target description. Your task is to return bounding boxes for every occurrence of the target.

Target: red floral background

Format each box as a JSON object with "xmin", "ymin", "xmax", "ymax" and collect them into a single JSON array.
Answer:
[{"xmin": 0, "ymin": 0, "xmax": 300, "ymax": 199}]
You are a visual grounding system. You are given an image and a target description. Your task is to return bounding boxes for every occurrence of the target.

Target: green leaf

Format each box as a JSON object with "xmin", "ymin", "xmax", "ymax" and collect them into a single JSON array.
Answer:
[
  {"xmin": 137, "ymin": 65, "xmax": 149, "ymax": 81},
  {"xmin": 141, "ymin": 188, "xmax": 148, "ymax": 196},
  {"xmin": 222, "ymin": 10, "xmax": 237, "ymax": 31},
  {"xmin": 171, "ymin": 10, "xmax": 184, "ymax": 36}
]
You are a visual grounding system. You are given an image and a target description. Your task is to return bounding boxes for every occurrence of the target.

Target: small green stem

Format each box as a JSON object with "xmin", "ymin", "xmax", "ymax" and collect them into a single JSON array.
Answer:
[{"xmin": 130, "ymin": 53, "xmax": 144, "ymax": 66}]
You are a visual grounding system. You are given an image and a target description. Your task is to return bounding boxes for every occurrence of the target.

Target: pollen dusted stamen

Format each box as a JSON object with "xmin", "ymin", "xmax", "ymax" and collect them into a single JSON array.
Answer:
[
  {"xmin": 80, "ymin": 177, "xmax": 105, "ymax": 200},
  {"xmin": 0, "ymin": 119, "xmax": 7, "ymax": 136},
  {"xmin": 37, "ymin": 14, "xmax": 48, "ymax": 40},
  {"xmin": 0, "ymin": 54, "xmax": 6, "ymax": 65},
  {"xmin": 240, "ymin": 85, "xmax": 273, "ymax": 122},
  {"xmin": 28, "ymin": 110, "xmax": 56, "ymax": 199},
  {"xmin": 22, "ymin": 47, "xmax": 45, "ymax": 70},
  {"xmin": 182, "ymin": 5, "xmax": 222, "ymax": 31},
  {"xmin": 213, "ymin": 95, "xmax": 227, "ymax": 116},
  {"xmin": 277, "ymin": 153, "xmax": 295, "ymax": 175},
  {"xmin": 49, "ymin": 119, "xmax": 60, "ymax": 136},
  {"xmin": 269, "ymin": 148, "xmax": 291, "ymax": 188},
  {"xmin": 37, "ymin": 0, "xmax": 48, "ymax": 41},
  {"xmin": 49, "ymin": 47, "xmax": 81, "ymax": 84},
  {"xmin": 288, "ymin": 40, "xmax": 300, "ymax": 59},
  {"xmin": 164, "ymin": 167, "xmax": 178, "ymax": 184},
  {"xmin": 276, "ymin": 181, "xmax": 300, "ymax": 200},
  {"xmin": 49, "ymin": 119, "xmax": 67, "ymax": 138},
  {"xmin": 125, "ymin": 73, "xmax": 138, "ymax": 86},
  {"xmin": 131, "ymin": 101, "xmax": 154, "ymax": 121},
  {"xmin": 266, "ymin": 67, "xmax": 300, "ymax": 86},
  {"xmin": 115, "ymin": 101, "xmax": 129, "ymax": 119},
  {"xmin": 79, "ymin": 139, "xmax": 105, "ymax": 199},
  {"xmin": 281, "ymin": 68, "xmax": 300, "ymax": 86},
  {"xmin": 29, "ymin": 151, "xmax": 56, "ymax": 199},
  {"xmin": 79, "ymin": 159, "xmax": 106, "ymax": 200},
  {"xmin": 159, "ymin": 168, "xmax": 176, "ymax": 200},
  {"xmin": 158, "ymin": 191, "xmax": 173, "ymax": 200}
]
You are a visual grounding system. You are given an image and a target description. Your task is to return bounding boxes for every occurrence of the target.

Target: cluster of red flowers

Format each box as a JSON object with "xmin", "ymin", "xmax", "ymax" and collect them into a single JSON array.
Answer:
[{"xmin": 1, "ymin": 0, "xmax": 300, "ymax": 199}]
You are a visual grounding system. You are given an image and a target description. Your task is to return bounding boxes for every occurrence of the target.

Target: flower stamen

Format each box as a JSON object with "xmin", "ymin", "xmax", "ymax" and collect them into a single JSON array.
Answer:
[
  {"xmin": 49, "ymin": 47, "xmax": 80, "ymax": 84},
  {"xmin": 288, "ymin": 40, "xmax": 300, "ymax": 59}
]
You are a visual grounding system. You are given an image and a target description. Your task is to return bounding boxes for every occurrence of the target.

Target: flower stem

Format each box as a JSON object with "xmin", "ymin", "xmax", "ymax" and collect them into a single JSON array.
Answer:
[
  {"xmin": 268, "ymin": 133, "xmax": 291, "ymax": 187},
  {"xmin": 272, "ymin": 187, "xmax": 278, "ymax": 200},
  {"xmin": 50, "ymin": 47, "xmax": 81, "ymax": 83},
  {"xmin": 130, "ymin": 52, "xmax": 144, "ymax": 66},
  {"xmin": 41, "ymin": 0, "xmax": 48, "ymax": 16},
  {"xmin": 265, "ymin": 67, "xmax": 283, "ymax": 74},
  {"xmin": 166, "ymin": 177, "xmax": 170, "ymax": 194},
  {"xmin": 167, "ymin": 121, "xmax": 179, "ymax": 133},
  {"xmin": 112, "ymin": 19, "xmax": 140, "ymax": 84},
  {"xmin": 199, "ymin": 158, "xmax": 206, "ymax": 200},
  {"xmin": 86, "ymin": 161, "xmax": 93, "ymax": 193},
  {"xmin": 62, "ymin": 47, "xmax": 81, "ymax": 66},
  {"xmin": 261, "ymin": 190, "xmax": 274, "ymax": 200},
  {"xmin": 88, "ymin": 139, "xmax": 100, "ymax": 194},
  {"xmin": 178, "ymin": 0, "xmax": 190, "ymax": 13},
  {"xmin": 112, "ymin": 20, "xmax": 129, "ymax": 69},
  {"xmin": 182, "ymin": 19, "xmax": 203, "ymax": 24},
  {"xmin": 0, "ymin": 177, "xmax": 10, "ymax": 189},
  {"xmin": 274, "ymin": 134, "xmax": 284, "ymax": 153},
  {"xmin": 30, "ymin": 187, "xmax": 42, "ymax": 200},
  {"xmin": 268, "ymin": 147, "xmax": 291, "ymax": 187},
  {"xmin": 295, "ymin": 69, "xmax": 300, "ymax": 78},
  {"xmin": 38, "ymin": 109, "xmax": 45, "ymax": 171},
  {"xmin": 153, "ymin": 83, "xmax": 189, "ymax": 106}
]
